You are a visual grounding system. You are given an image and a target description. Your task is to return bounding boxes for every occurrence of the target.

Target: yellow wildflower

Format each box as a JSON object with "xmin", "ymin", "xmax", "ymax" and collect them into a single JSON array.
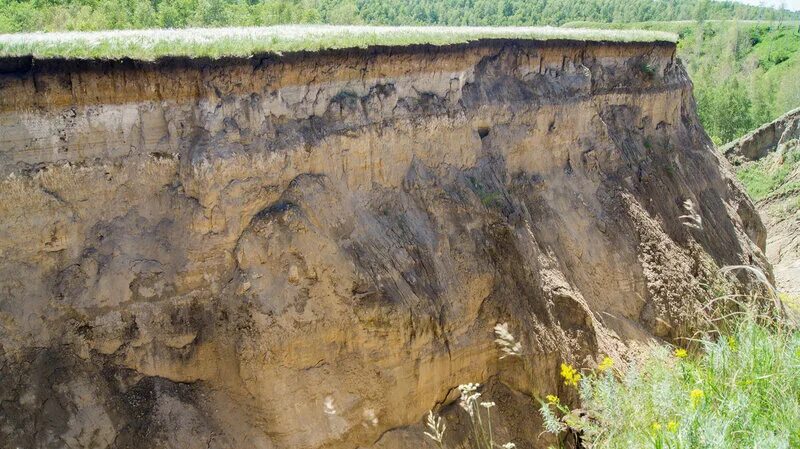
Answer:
[
  {"xmin": 667, "ymin": 420, "xmax": 679, "ymax": 432},
  {"xmin": 598, "ymin": 356, "xmax": 614, "ymax": 372},
  {"xmin": 651, "ymin": 422, "xmax": 662, "ymax": 431},
  {"xmin": 560, "ymin": 363, "xmax": 581, "ymax": 386},
  {"xmin": 674, "ymin": 348, "xmax": 688, "ymax": 359},
  {"xmin": 727, "ymin": 337, "xmax": 737, "ymax": 351},
  {"xmin": 690, "ymin": 389, "xmax": 705, "ymax": 407},
  {"xmin": 546, "ymin": 395, "xmax": 560, "ymax": 405},
  {"xmin": 560, "ymin": 363, "xmax": 573, "ymax": 378}
]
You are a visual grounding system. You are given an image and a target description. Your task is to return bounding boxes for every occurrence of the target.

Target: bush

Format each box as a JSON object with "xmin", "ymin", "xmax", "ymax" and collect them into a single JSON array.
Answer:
[{"xmin": 541, "ymin": 308, "xmax": 800, "ymax": 448}]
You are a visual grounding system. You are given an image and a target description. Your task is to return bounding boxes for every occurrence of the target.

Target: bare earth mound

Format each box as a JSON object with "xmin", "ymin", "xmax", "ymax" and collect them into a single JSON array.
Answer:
[{"xmin": 0, "ymin": 33, "xmax": 766, "ymax": 449}]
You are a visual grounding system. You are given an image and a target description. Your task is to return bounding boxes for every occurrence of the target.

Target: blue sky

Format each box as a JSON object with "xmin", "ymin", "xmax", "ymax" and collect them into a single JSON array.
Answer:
[{"xmin": 736, "ymin": 0, "xmax": 800, "ymax": 11}]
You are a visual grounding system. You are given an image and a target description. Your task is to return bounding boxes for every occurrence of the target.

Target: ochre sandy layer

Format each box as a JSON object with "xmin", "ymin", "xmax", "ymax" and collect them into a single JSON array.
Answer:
[{"xmin": 0, "ymin": 39, "xmax": 766, "ymax": 449}]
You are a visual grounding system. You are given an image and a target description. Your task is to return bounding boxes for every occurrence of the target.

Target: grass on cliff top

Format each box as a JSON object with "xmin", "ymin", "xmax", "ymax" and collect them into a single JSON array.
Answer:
[{"xmin": 0, "ymin": 25, "xmax": 677, "ymax": 60}]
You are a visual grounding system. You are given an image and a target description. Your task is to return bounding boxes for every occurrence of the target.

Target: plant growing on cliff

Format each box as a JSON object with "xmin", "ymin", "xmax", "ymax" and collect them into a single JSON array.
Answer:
[
  {"xmin": 638, "ymin": 61, "xmax": 657, "ymax": 79},
  {"xmin": 424, "ymin": 410, "xmax": 446, "ymax": 448},
  {"xmin": 539, "ymin": 296, "xmax": 800, "ymax": 448},
  {"xmin": 679, "ymin": 199, "xmax": 703, "ymax": 230},
  {"xmin": 424, "ymin": 383, "xmax": 516, "ymax": 449},
  {"xmin": 494, "ymin": 322, "xmax": 522, "ymax": 359},
  {"xmin": 424, "ymin": 323, "xmax": 522, "ymax": 449}
]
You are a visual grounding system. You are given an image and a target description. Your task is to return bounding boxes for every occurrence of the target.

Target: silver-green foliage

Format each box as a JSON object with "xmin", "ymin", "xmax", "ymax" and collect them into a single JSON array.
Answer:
[{"xmin": 565, "ymin": 314, "xmax": 800, "ymax": 448}]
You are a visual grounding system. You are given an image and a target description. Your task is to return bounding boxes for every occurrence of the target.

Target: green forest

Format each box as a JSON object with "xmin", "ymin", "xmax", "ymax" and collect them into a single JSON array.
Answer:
[
  {"xmin": 1, "ymin": 0, "xmax": 798, "ymax": 32},
  {"xmin": 684, "ymin": 22, "xmax": 800, "ymax": 144},
  {"xmin": 2, "ymin": 0, "xmax": 799, "ymax": 145}
]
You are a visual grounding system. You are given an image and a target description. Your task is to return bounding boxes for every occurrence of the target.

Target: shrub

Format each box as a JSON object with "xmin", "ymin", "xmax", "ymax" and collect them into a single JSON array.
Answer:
[{"xmin": 541, "ymin": 307, "xmax": 800, "ymax": 448}]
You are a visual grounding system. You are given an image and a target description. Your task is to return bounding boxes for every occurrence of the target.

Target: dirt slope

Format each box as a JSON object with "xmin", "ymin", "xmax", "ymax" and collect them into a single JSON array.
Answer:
[{"xmin": 0, "ymin": 40, "xmax": 767, "ymax": 449}]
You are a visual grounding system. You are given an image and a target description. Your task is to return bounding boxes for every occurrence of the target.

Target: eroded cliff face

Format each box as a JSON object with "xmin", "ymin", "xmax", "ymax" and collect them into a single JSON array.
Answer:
[{"xmin": 0, "ymin": 40, "xmax": 768, "ymax": 449}]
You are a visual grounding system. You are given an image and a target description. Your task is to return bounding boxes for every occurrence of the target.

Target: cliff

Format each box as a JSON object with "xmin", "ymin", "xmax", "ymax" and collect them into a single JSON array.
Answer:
[{"xmin": 0, "ymin": 38, "xmax": 768, "ymax": 449}]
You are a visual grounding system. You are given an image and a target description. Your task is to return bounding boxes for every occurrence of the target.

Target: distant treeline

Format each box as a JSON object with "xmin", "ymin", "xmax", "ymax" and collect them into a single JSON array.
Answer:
[{"xmin": 1, "ymin": 0, "xmax": 798, "ymax": 32}]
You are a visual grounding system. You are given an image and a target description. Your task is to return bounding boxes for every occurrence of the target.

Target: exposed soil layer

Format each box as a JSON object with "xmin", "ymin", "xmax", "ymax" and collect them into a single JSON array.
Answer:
[{"xmin": 0, "ymin": 39, "xmax": 767, "ymax": 449}]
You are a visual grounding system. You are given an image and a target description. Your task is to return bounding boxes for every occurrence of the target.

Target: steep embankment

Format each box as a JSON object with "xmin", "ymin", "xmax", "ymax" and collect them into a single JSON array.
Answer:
[
  {"xmin": 724, "ymin": 107, "xmax": 800, "ymax": 295},
  {"xmin": 566, "ymin": 21, "xmax": 800, "ymax": 145},
  {"xmin": 0, "ymin": 39, "xmax": 767, "ymax": 449}
]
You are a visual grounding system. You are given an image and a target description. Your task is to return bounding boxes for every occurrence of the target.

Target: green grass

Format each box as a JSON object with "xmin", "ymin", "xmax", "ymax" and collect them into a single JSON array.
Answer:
[
  {"xmin": 0, "ymin": 25, "xmax": 676, "ymax": 60},
  {"xmin": 736, "ymin": 148, "xmax": 800, "ymax": 201},
  {"xmin": 542, "ymin": 311, "xmax": 800, "ymax": 448}
]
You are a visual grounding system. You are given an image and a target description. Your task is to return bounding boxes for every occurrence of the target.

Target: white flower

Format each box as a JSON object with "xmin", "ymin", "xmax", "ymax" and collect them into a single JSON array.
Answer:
[
  {"xmin": 460, "ymin": 395, "xmax": 481, "ymax": 416},
  {"xmin": 457, "ymin": 383, "xmax": 481, "ymax": 415},
  {"xmin": 323, "ymin": 396, "xmax": 336, "ymax": 415},
  {"xmin": 458, "ymin": 383, "xmax": 480, "ymax": 395},
  {"xmin": 424, "ymin": 410, "xmax": 446, "ymax": 443},
  {"xmin": 480, "ymin": 401, "xmax": 496, "ymax": 409},
  {"xmin": 494, "ymin": 322, "xmax": 523, "ymax": 359},
  {"xmin": 502, "ymin": 443, "xmax": 516, "ymax": 449}
]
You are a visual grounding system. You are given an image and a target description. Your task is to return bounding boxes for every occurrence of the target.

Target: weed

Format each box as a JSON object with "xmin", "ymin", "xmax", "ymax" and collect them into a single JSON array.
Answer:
[
  {"xmin": 679, "ymin": 198, "xmax": 703, "ymax": 230},
  {"xmin": 424, "ymin": 383, "xmax": 516, "ymax": 449},
  {"xmin": 639, "ymin": 61, "xmax": 656, "ymax": 78},
  {"xmin": 664, "ymin": 162, "xmax": 676, "ymax": 177},
  {"xmin": 538, "ymin": 265, "xmax": 798, "ymax": 449}
]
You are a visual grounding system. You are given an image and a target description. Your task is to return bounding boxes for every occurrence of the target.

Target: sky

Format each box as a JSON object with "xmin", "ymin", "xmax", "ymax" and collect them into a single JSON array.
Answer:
[{"xmin": 735, "ymin": 0, "xmax": 800, "ymax": 11}]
